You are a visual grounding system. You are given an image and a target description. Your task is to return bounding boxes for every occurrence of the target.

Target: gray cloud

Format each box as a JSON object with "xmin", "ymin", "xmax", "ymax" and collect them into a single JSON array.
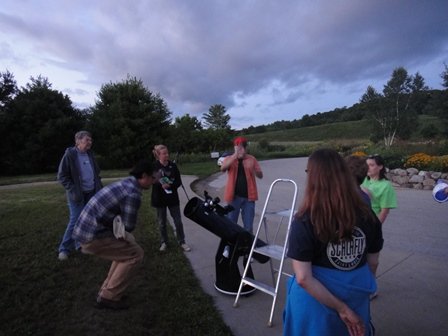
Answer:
[{"xmin": 1, "ymin": 0, "xmax": 447, "ymax": 128}]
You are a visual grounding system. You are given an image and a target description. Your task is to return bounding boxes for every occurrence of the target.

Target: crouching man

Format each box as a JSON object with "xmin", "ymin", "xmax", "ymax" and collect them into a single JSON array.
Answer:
[{"xmin": 73, "ymin": 159, "xmax": 159, "ymax": 309}]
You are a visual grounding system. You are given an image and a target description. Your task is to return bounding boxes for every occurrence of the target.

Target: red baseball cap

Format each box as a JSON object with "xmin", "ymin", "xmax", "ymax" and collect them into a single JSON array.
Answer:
[{"xmin": 233, "ymin": 136, "xmax": 248, "ymax": 147}]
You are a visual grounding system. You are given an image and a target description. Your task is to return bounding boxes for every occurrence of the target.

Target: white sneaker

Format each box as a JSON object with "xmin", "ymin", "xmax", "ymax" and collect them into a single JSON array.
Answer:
[
  {"xmin": 159, "ymin": 242, "xmax": 167, "ymax": 252},
  {"xmin": 181, "ymin": 243, "xmax": 191, "ymax": 252},
  {"xmin": 58, "ymin": 252, "xmax": 68, "ymax": 261}
]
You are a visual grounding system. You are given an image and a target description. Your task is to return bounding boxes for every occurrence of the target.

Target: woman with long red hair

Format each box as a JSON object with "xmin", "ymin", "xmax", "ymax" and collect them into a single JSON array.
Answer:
[{"xmin": 283, "ymin": 149, "xmax": 383, "ymax": 336}]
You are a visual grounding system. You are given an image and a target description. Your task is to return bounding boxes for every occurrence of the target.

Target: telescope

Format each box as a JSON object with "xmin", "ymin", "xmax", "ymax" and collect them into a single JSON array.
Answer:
[{"xmin": 184, "ymin": 191, "xmax": 269, "ymax": 295}]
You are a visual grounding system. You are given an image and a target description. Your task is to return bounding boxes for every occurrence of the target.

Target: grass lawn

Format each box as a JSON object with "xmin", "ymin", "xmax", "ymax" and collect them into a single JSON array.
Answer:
[
  {"xmin": 0, "ymin": 161, "xmax": 220, "ymax": 186},
  {"xmin": 0, "ymin": 180, "xmax": 233, "ymax": 336}
]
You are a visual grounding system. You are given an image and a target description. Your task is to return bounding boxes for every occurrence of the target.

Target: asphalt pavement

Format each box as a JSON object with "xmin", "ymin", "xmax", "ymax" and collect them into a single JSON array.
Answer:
[{"xmin": 179, "ymin": 157, "xmax": 448, "ymax": 336}]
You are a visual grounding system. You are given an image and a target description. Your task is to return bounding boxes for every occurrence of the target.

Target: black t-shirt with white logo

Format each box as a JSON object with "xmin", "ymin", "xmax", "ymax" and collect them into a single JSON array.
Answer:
[{"xmin": 287, "ymin": 211, "xmax": 383, "ymax": 271}]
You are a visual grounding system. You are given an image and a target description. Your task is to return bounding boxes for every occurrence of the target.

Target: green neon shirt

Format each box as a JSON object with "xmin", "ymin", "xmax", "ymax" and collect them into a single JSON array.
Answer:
[{"xmin": 362, "ymin": 178, "xmax": 397, "ymax": 215}]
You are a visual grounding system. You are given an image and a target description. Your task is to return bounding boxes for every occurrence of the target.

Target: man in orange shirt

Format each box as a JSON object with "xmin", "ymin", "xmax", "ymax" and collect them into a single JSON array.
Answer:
[{"xmin": 220, "ymin": 137, "xmax": 263, "ymax": 233}]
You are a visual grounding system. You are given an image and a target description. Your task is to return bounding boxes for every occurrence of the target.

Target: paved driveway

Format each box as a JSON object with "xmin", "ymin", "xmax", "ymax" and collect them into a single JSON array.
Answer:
[{"xmin": 181, "ymin": 157, "xmax": 448, "ymax": 336}]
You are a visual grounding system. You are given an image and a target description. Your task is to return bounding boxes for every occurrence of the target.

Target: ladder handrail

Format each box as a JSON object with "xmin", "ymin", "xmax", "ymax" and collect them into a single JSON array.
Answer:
[{"xmin": 233, "ymin": 178, "xmax": 298, "ymax": 327}]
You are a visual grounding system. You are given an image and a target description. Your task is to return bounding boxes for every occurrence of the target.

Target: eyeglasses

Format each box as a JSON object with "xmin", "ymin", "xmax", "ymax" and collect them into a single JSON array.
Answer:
[{"xmin": 367, "ymin": 154, "xmax": 380, "ymax": 159}]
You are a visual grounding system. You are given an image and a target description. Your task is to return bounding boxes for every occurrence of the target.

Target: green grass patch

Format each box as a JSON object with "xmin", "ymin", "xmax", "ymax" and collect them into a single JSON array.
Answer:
[
  {"xmin": 0, "ymin": 162, "xmax": 219, "ymax": 186},
  {"xmin": 177, "ymin": 161, "xmax": 220, "ymax": 177},
  {"xmin": 0, "ymin": 182, "xmax": 233, "ymax": 336},
  {"xmin": 0, "ymin": 173, "xmax": 58, "ymax": 186},
  {"xmin": 246, "ymin": 119, "xmax": 372, "ymax": 142}
]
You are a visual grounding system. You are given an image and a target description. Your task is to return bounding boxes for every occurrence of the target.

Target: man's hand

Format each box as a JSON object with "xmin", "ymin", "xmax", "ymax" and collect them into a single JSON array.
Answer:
[{"xmin": 234, "ymin": 145, "xmax": 245, "ymax": 159}]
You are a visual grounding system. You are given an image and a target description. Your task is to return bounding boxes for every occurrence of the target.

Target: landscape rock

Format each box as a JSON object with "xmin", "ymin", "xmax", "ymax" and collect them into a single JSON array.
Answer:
[
  {"xmin": 392, "ymin": 175, "xmax": 409, "ymax": 185},
  {"xmin": 395, "ymin": 168, "xmax": 408, "ymax": 177},
  {"xmin": 406, "ymin": 168, "xmax": 419, "ymax": 175},
  {"xmin": 387, "ymin": 167, "xmax": 445, "ymax": 190},
  {"xmin": 409, "ymin": 175, "xmax": 424, "ymax": 183},
  {"xmin": 423, "ymin": 178, "xmax": 435, "ymax": 186},
  {"xmin": 431, "ymin": 172, "xmax": 442, "ymax": 179}
]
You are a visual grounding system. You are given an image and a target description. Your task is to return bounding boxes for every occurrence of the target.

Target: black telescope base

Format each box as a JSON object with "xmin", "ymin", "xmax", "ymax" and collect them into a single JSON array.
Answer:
[
  {"xmin": 183, "ymin": 196, "xmax": 269, "ymax": 296},
  {"xmin": 214, "ymin": 239, "xmax": 256, "ymax": 296},
  {"xmin": 214, "ymin": 282, "xmax": 256, "ymax": 296}
]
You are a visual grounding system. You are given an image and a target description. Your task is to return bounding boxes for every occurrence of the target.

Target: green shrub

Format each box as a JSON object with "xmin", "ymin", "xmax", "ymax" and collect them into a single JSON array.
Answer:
[
  {"xmin": 172, "ymin": 152, "xmax": 213, "ymax": 164},
  {"xmin": 420, "ymin": 124, "xmax": 439, "ymax": 138},
  {"xmin": 429, "ymin": 155, "xmax": 448, "ymax": 172},
  {"xmin": 258, "ymin": 139, "xmax": 270, "ymax": 150}
]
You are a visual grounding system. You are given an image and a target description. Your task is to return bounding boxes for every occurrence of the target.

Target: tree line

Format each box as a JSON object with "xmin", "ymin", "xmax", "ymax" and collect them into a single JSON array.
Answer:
[
  {"xmin": 1, "ymin": 65, "xmax": 447, "ymax": 175},
  {"xmin": 0, "ymin": 73, "xmax": 233, "ymax": 175},
  {"xmin": 242, "ymin": 65, "xmax": 448, "ymax": 147}
]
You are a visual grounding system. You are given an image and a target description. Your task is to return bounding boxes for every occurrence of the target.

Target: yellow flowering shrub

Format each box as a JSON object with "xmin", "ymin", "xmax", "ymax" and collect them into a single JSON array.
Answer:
[
  {"xmin": 405, "ymin": 153, "xmax": 433, "ymax": 170},
  {"xmin": 405, "ymin": 153, "xmax": 448, "ymax": 172},
  {"xmin": 431, "ymin": 155, "xmax": 448, "ymax": 172},
  {"xmin": 351, "ymin": 151, "xmax": 367, "ymax": 157}
]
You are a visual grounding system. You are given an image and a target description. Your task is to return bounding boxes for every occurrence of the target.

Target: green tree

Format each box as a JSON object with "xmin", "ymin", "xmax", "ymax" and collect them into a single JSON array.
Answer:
[
  {"xmin": 434, "ymin": 64, "xmax": 448, "ymax": 135},
  {"xmin": 0, "ymin": 70, "xmax": 18, "ymax": 107},
  {"xmin": 169, "ymin": 113, "xmax": 204, "ymax": 155},
  {"xmin": 0, "ymin": 71, "xmax": 19, "ymax": 174},
  {"xmin": 298, "ymin": 114, "xmax": 315, "ymax": 127},
  {"xmin": 360, "ymin": 86, "xmax": 383, "ymax": 142},
  {"xmin": 201, "ymin": 104, "xmax": 232, "ymax": 151},
  {"xmin": 202, "ymin": 127, "xmax": 233, "ymax": 152},
  {"xmin": 89, "ymin": 76, "xmax": 171, "ymax": 168},
  {"xmin": 202, "ymin": 104, "xmax": 231, "ymax": 130},
  {"xmin": 362, "ymin": 67, "xmax": 421, "ymax": 147},
  {"xmin": 442, "ymin": 63, "xmax": 448, "ymax": 88},
  {"xmin": 1, "ymin": 75, "xmax": 84, "ymax": 174},
  {"xmin": 410, "ymin": 72, "xmax": 430, "ymax": 115}
]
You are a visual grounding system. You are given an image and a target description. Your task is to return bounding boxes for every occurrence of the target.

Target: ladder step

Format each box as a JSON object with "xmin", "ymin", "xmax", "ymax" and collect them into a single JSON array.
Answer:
[
  {"xmin": 241, "ymin": 277, "xmax": 276, "ymax": 296},
  {"xmin": 254, "ymin": 244, "xmax": 285, "ymax": 260}
]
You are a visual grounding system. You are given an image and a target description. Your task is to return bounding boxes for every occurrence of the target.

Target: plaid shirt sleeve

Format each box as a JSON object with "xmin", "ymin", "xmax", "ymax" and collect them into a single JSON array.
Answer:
[
  {"xmin": 121, "ymin": 181, "xmax": 142, "ymax": 232},
  {"xmin": 72, "ymin": 195, "xmax": 103, "ymax": 244},
  {"xmin": 72, "ymin": 177, "xmax": 142, "ymax": 243}
]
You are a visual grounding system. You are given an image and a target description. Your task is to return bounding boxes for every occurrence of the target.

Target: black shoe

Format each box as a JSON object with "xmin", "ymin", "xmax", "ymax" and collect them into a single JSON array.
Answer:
[{"xmin": 95, "ymin": 296, "xmax": 129, "ymax": 310}]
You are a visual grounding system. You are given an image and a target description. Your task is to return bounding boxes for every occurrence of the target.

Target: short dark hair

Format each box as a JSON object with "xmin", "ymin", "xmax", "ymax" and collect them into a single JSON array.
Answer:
[
  {"xmin": 345, "ymin": 155, "xmax": 368, "ymax": 185},
  {"xmin": 129, "ymin": 159, "xmax": 155, "ymax": 179},
  {"xmin": 367, "ymin": 154, "xmax": 387, "ymax": 180}
]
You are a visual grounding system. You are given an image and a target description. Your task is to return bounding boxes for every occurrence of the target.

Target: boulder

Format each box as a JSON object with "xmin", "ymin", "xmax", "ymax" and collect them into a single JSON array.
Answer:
[
  {"xmin": 409, "ymin": 175, "xmax": 424, "ymax": 183},
  {"xmin": 423, "ymin": 178, "xmax": 435, "ymax": 187},
  {"xmin": 395, "ymin": 168, "xmax": 407, "ymax": 177},
  {"xmin": 406, "ymin": 168, "xmax": 419, "ymax": 175},
  {"xmin": 392, "ymin": 175, "xmax": 409, "ymax": 185},
  {"xmin": 431, "ymin": 172, "xmax": 442, "ymax": 179},
  {"xmin": 418, "ymin": 170, "xmax": 427, "ymax": 176}
]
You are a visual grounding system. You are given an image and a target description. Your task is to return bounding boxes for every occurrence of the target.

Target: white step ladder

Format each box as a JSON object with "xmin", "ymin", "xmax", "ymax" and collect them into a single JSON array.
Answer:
[{"xmin": 233, "ymin": 178, "xmax": 298, "ymax": 327}]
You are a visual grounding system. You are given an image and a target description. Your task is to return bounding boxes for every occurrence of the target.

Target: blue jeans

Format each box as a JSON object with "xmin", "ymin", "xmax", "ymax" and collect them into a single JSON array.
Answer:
[
  {"xmin": 58, "ymin": 191, "xmax": 94, "ymax": 254},
  {"xmin": 227, "ymin": 196, "xmax": 255, "ymax": 233},
  {"xmin": 156, "ymin": 205, "xmax": 186, "ymax": 245}
]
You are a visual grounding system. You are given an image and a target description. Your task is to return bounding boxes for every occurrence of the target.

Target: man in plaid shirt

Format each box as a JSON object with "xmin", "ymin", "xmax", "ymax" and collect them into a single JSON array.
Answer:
[{"xmin": 73, "ymin": 159, "xmax": 159, "ymax": 310}]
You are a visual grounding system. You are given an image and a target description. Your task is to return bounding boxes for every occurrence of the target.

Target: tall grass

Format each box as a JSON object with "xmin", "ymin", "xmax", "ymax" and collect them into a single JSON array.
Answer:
[{"xmin": 0, "ymin": 182, "xmax": 233, "ymax": 336}]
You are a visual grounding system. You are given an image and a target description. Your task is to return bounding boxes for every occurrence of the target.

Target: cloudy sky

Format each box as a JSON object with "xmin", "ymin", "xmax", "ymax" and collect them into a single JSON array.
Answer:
[{"xmin": 1, "ymin": 1, "xmax": 447, "ymax": 129}]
